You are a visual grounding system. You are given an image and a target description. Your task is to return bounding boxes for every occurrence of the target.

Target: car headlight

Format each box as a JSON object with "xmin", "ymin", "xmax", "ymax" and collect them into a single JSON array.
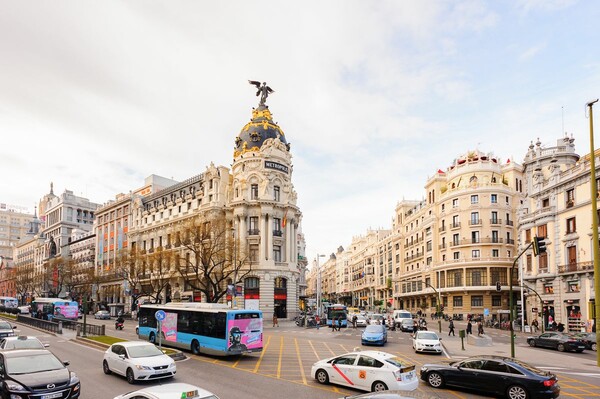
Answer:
[
  {"xmin": 135, "ymin": 365, "xmax": 153, "ymax": 370},
  {"xmin": 5, "ymin": 381, "xmax": 26, "ymax": 392},
  {"xmin": 70, "ymin": 372, "xmax": 80, "ymax": 385},
  {"xmin": 420, "ymin": 366, "xmax": 428, "ymax": 373}
]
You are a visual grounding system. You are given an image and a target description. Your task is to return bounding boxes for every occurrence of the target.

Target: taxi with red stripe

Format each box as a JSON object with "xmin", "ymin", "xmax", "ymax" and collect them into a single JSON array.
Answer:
[{"xmin": 311, "ymin": 350, "xmax": 418, "ymax": 392}]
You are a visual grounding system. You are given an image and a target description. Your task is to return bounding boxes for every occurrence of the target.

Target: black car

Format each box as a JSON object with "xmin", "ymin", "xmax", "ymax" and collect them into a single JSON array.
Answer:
[
  {"xmin": 0, "ymin": 321, "xmax": 15, "ymax": 338},
  {"xmin": 573, "ymin": 332, "xmax": 597, "ymax": 351},
  {"xmin": 526, "ymin": 332, "xmax": 586, "ymax": 352},
  {"xmin": 420, "ymin": 355, "xmax": 559, "ymax": 399},
  {"xmin": 0, "ymin": 349, "xmax": 80, "ymax": 398}
]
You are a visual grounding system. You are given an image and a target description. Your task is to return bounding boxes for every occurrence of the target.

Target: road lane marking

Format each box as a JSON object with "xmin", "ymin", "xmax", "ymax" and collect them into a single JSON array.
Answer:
[
  {"xmin": 253, "ymin": 334, "xmax": 271, "ymax": 373},
  {"xmin": 294, "ymin": 338, "xmax": 307, "ymax": 385},
  {"xmin": 277, "ymin": 336, "xmax": 283, "ymax": 378},
  {"xmin": 323, "ymin": 342, "xmax": 336, "ymax": 356},
  {"xmin": 308, "ymin": 340, "xmax": 320, "ymax": 360}
]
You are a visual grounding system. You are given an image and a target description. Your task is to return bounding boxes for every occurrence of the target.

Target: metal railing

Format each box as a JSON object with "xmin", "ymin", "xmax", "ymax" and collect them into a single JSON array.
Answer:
[
  {"xmin": 16, "ymin": 315, "xmax": 62, "ymax": 334},
  {"xmin": 62, "ymin": 320, "xmax": 106, "ymax": 336}
]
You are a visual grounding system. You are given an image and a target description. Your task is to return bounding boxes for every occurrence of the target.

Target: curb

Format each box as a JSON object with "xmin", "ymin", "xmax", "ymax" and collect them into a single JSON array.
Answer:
[{"xmin": 72, "ymin": 336, "xmax": 187, "ymax": 361}]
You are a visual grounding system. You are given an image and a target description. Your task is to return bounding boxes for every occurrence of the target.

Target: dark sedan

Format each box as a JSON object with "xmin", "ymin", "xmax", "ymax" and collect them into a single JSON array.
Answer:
[
  {"xmin": 0, "ymin": 349, "xmax": 80, "ymax": 398},
  {"xmin": 573, "ymin": 332, "xmax": 597, "ymax": 351},
  {"xmin": 420, "ymin": 355, "xmax": 559, "ymax": 399},
  {"xmin": 526, "ymin": 332, "xmax": 586, "ymax": 352}
]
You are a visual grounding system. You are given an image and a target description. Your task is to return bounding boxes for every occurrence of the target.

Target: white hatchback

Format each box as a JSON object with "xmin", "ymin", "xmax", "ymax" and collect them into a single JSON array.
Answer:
[
  {"xmin": 103, "ymin": 341, "xmax": 176, "ymax": 384},
  {"xmin": 412, "ymin": 331, "xmax": 443, "ymax": 354},
  {"xmin": 311, "ymin": 350, "xmax": 418, "ymax": 392}
]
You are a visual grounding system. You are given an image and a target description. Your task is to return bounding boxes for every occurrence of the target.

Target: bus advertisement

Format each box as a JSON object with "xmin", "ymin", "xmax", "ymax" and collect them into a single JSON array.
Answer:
[
  {"xmin": 31, "ymin": 298, "xmax": 79, "ymax": 321},
  {"xmin": 138, "ymin": 302, "xmax": 263, "ymax": 356},
  {"xmin": 0, "ymin": 297, "xmax": 18, "ymax": 308}
]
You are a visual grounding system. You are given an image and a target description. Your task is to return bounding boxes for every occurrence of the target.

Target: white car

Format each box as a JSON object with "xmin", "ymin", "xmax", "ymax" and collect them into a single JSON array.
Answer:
[
  {"xmin": 311, "ymin": 350, "xmax": 418, "ymax": 392},
  {"xmin": 412, "ymin": 331, "xmax": 443, "ymax": 354},
  {"xmin": 103, "ymin": 341, "xmax": 176, "ymax": 384},
  {"xmin": 113, "ymin": 382, "xmax": 219, "ymax": 399},
  {"xmin": 353, "ymin": 315, "xmax": 369, "ymax": 327},
  {"xmin": 0, "ymin": 335, "xmax": 48, "ymax": 350}
]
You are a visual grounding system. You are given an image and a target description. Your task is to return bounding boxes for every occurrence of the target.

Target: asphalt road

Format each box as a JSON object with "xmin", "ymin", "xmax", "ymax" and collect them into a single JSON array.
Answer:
[{"xmin": 9, "ymin": 317, "xmax": 600, "ymax": 399}]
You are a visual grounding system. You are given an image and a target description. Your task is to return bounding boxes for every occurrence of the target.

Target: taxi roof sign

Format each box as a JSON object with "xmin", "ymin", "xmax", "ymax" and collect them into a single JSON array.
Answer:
[{"xmin": 181, "ymin": 390, "xmax": 199, "ymax": 399}]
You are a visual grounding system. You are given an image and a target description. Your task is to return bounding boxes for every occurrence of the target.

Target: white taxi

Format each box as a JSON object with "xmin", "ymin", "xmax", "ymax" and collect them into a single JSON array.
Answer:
[
  {"xmin": 311, "ymin": 350, "xmax": 418, "ymax": 392},
  {"xmin": 103, "ymin": 341, "xmax": 176, "ymax": 384},
  {"xmin": 113, "ymin": 383, "xmax": 219, "ymax": 399}
]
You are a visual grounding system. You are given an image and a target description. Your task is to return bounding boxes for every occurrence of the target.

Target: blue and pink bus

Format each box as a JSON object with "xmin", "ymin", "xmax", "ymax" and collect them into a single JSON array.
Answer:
[
  {"xmin": 137, "ymin": 302, "xmax": 263, "ymax": 356},
  {"xmin": 30, "ymin": 298, "xmax": 79, "ymax": 321},
  {"xmin": 326, "ymin": 303, "xmax": 348, "ymax": 328}
]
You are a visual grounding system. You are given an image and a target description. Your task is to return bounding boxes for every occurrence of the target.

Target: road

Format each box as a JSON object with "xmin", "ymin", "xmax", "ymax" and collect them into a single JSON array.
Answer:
[{"xmin": 9, "ymin": 317, "xmax": 600, "ymax": 399}]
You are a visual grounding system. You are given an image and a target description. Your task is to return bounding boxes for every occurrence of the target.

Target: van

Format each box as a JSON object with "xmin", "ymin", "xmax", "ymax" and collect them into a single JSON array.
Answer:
[{"xmin": 392, "ymin": 310, "xmax": 413, "ymax": 328}]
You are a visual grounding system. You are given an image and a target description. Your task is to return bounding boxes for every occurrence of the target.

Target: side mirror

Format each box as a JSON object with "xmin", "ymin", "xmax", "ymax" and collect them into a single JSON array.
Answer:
[
  {"xmin": 44, "ymin": 343, "xmax": 50, "ymax": 348},
  {"xmin": 119, "ymin": 354, "xmax": 126, "ymax": 360},
  {"xmin": 439, "ymin": 337, "xmax": 442, "ymax": 340},
  {"xmin": 63, "ymin": 361, "xmax": 70, "ymax": 366}
]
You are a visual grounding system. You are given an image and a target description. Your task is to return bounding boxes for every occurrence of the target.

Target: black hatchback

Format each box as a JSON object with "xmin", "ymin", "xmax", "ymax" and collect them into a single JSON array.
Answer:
[
  {"xmin": 420, "ymin": 355, "xmax": 559, "ymax": 399},
  {"xmin": 0, "ymin": 349, "xmax": 81, "ymax": 398}
]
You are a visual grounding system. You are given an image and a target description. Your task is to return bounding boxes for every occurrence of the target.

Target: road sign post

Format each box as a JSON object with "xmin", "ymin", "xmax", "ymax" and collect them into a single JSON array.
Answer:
[{"xmin": 155, "ymin": 310, "xmax": 166, "ymax": 351}]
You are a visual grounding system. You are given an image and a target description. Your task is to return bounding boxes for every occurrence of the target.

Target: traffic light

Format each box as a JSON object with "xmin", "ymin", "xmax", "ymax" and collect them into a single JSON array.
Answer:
[
  {"xmin": 496, "ymin": 281, "xmax": 501, "ymax": 292},
  {"xmin": 532, "ymin": 236, "xmax": 547, "ymax": 256}
]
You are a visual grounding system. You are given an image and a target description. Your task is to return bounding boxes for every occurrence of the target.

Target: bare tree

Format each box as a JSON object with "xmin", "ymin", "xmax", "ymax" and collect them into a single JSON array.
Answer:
[
  {"xmin": 43, "ymin": 257, "xmax": 75, "ymax": 298},
  {"xmin": 173, "ymin": 212, "xmax": 251, "ymax": 303},
  {"xmin": 112, "ymin": 246, "xmax": 147, "ymax": 305},
  {"xmin": 144, "ymin": 246, "xmax": 176, "ymax": 303},
  {"xmin": 15, "ymin": 263, "xmax": 35, "ymax": 303}
]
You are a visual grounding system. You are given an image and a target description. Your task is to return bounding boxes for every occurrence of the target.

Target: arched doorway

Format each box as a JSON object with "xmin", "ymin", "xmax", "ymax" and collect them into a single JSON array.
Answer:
[
  {"xmin": 244, "ymin": 277, "xmax": 260, "ymax": 310},
  {"xmin": 274, "ymin": 277, "xmax": 287, "ymax": 319}
]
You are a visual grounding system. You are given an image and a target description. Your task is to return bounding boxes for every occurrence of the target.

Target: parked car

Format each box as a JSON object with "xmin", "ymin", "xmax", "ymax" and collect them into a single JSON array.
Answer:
[
  {"xmin": 526, "ymin": 332, "xmax": 586, "ymax": 352},
  {"xmin": 0, "ymin": 335, "xmax": 48, "ymax": 350},
  {"xmin": 94, "ymin": 310, "xmax": 111, "ymax": 320},
  {"xmin": 113, "ymin": 382, "xmax": 218, "ymax": 399},
  {"xmin": 0, "ymin": 349, "xmax": 80, "ymax": 398},
  {"xmin": 103, "ymin": 341, "xmax": 176, "ymax": 384},
  {"xmin": 17, "ymin": 305, "xmax": 30, "ymax": 314},
  {"xmin": 400, "ymin": 319, "xmax": 415, "ymax": 333},
  {"xmin": 573, "ymin": 332, "xmax": 597, "ymax": 351},
  {"xmin": 361, "ymin": 325, "xmax": 388, "ymax": 346},
  {"xmin": 312, "ymin": 350, "xmax": 418, "ymax": 392},
  {"xmin": 420, "ymin": 355, "xmax": 559, "ymax": 399},
  {"xmin": 412, "ymin": 331, "xmax": 442, "ymax": 354},
  {"xmin": 369, "ymin": 314, "xmax": 385, "ymax": 325},
  {"xmin": 0, "ymin": 320, "xmax": 16, "ymax": 338},
  {"xmin": 339, "ymin": 391, "xmax": 440, "ymax": 399}
]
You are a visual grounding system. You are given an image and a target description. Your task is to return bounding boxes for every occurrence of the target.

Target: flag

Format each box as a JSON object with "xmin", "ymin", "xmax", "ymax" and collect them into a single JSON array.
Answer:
[
  {"xmin": 282, "ymin": 210, "xmax": 287, "ymax": 228},
  {"xmin": 437, "ymin": 169, "xmax": 444, "ymax": 174}
]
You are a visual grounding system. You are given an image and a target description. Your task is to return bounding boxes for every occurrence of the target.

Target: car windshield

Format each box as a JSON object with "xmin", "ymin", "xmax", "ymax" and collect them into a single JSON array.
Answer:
[
  {"xmin": 0, "ymin": 322, "xmax": 12, "ymax": 330},
  {"xmin": 127, "ymin": 344, "xmax": 164, "ymax": 358},
  {"xmin": 7, "ymin": 353, "xmax": 64, "ymax": 374},
  {"xmin": 417, "ymin": 332, "xmax": 439, "ymax": 340},
  {"xmin": 384, "ymin": 356, "xmax": 406, "ymax": 368},
  {"xmin": 6, "ymin": 339, "xmax": 44, "ymax": 349},
  {"xmin": 365, "ymin": 325, "xmax": 383, "ymax": 333}
]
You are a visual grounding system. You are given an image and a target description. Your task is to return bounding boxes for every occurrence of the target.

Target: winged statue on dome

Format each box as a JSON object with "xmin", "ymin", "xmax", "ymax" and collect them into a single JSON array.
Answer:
[{"xmin": 248, "ymin": 80, "xmax": 274, "ymax": 106}]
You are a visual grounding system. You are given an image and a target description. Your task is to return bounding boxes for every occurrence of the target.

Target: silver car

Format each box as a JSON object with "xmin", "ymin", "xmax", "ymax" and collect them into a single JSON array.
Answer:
[{"xmin": 94, "ymin": 310, "xmax": 111, "ymax": 320}]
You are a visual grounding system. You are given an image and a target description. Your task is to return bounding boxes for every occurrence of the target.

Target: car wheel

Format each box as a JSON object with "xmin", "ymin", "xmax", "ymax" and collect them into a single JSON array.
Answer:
[
  {"xmin": 191, "ymin": 340, "xmax": 200, "ymax": 355},
  {"xmin": 506, "ymin": 384, "xmax": 528, "ymax": 399},
  {"xmin": 315, "ymin": 369, "xmax": 329, "ymax": 385},
  {"xmin": 528, "ymin": 339, "xmax": 536, "ymax": 347},
  {"xmin": 126, "ymin": 368, "xmax": 135, "ymax": 384},
  {"xmin": 371, "ymin": 381, "xmax": 388, "ymax": 392},
  {"xmin": 427, "ymin": 371, "xmax": 445, "ymax": 388},
  {"xmin": 557, "ymin": 343, "xmax": 566, "ymax": 352},
  {"xmin": 102, "ymin": 360, "xmax": 111, "ymax": 375},
  {"xmin": 149, "ymin": 333, "xmax": 156, "ymax": 344},
  {"xmin": 592, "ymin": 343, "xmax": 597, "ymax": 351}
]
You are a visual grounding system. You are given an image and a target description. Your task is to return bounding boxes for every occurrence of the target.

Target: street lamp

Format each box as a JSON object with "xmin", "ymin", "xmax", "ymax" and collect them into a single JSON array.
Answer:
[
  {"xmin": 315, "ymin": 254, "xmax": 325, "ymax": 318},
  {"xmin": 423, "ymin": 281, "xmax": 442, "ymax": 333}
]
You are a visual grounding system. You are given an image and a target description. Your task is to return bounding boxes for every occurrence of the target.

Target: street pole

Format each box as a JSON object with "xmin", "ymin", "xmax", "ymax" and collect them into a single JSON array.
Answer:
[
  {"xmin": 586, "ymin": 99, "xmax": 600, "ymax": 367},
  {"xmin": 521, "ymin": 284, "xmax": 544, "ymax": 333},
  {"xmin": 510, "ymin": 241, "xmax": 534, "ymax": 358},
  {"xmin": 82, "ymin": 295, "xmax": 88, "ymax": 338},
  {"xmin": 424, "ymin": 281, "xmax": 442, "ymax": 333},
  {"xmin": 316, "ymin": 254, "xmax": 325, "ymax": 318}
]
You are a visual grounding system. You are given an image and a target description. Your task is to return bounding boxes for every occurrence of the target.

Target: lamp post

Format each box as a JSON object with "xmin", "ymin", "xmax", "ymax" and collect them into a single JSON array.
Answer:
[
  {"xmin": 423, "ymin": 281, "xmax": 442, "ymax": 333},
  {"xmin": 315, "ymin": 254, "xmax": 325, "ymax": 318},
  {"xmin": 586, "ymin": 98, "xmax": 600, "ymax": 367}
]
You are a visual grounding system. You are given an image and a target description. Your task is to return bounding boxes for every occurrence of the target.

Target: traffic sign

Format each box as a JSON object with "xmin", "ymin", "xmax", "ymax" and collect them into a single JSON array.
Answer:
[{"xmin": 155, "ymin": 310, "xmax": 166, "ymax": 321}]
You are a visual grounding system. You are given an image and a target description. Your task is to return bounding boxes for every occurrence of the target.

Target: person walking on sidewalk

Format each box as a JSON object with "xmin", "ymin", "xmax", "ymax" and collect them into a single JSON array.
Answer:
[
  {"xmin": 477, "ymin": 320, "xmax": 484, "ymax": 336},
  {"xmin": 448, "ymin": 319, "xmax": 455, "ymax": 336},
  {"xmin": 466, "ymin": 319, "xmax": 472, "ymax": 335},
  {"xmin": 315, "ymin": 315, "xmax": 320, "ymax": 330},
  {"xmin": 272, "ymin": 312, "xmax": 278, "ymax": 327}
]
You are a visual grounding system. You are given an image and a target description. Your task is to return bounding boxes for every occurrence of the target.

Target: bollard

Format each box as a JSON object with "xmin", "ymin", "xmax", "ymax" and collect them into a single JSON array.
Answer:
[
  {"xmin": 57, "ymin": 321, "xmax": 63, "ymax": 335},
  {"xmin": 459, "ymin": 329, "xmax": 466, "ymax": 350},
  {"xmin": 76, "ymin": 325, "xmax": 81, "ymax": 337}
]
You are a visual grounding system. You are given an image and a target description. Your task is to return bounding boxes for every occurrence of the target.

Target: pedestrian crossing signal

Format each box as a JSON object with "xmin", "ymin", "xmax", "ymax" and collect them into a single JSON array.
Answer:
[{"xmin": 532, "ymin": 236, "xmax": 547, "ymax": 256}]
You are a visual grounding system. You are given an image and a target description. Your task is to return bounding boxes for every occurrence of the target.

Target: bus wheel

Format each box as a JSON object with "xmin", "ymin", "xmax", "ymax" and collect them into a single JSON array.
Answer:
[
  {"xmin": 191, "ymin": 340, "xmax": 200, "ymax": 355},
  {"xmin": 149, "ymin": 333, "xmax": 156, "ymax": 344}
]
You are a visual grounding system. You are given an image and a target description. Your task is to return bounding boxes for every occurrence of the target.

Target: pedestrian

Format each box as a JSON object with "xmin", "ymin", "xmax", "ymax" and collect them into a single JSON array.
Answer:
[
  {"xmin": 557, "ymin": 322, "xmax": 565, "ymax": 332},
  {"xmin": 477, "ymin": 320, "xmax": 484, "ymax": 336},
  {"xmin": 531, "ymin": 319, "xmax": 538, "ymax": 333},
  {"xmin": 315, "ymin": 315, "xmax": 320, "ymax": 330},
  {"xmin": 337, "ymin": 316, "xmax": 343, "ymax": 331},
  {"xmin": 331, "ymin": 317, "xmax": 336, "ymax": 331},
  {"xmin": 466, "ymin": 319, "xmax": 472, "ymax": 335},
  {"xmin": 272, "ymin": 311, "xmax": 278, "ymax": 327},
  {"xmin": 448, "ymin": 319, "xmax": 455, "ymax": 336},
  {"xmin": 352, "ymin": 314, "xmax": 358, "ymax": 329}
]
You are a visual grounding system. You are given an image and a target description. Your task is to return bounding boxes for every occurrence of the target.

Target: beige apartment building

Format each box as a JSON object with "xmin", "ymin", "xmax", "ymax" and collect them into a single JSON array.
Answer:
[
  {"xmin": 0, "ymin": 205, "xmax": 34, "ymax": 259},
  {"xmin": 519, "ymin": 136, "xmax": 597, "ymax": 332}
]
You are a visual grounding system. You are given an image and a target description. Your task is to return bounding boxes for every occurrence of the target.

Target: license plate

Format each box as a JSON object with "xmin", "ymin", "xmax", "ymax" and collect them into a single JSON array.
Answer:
[
  {"xmin": 405, "ymin": 371, "xmax": 415, "ymax": 380},
  {"xmin": 42, "ymin": 393, "xmax": 62, "ymax": 399}
]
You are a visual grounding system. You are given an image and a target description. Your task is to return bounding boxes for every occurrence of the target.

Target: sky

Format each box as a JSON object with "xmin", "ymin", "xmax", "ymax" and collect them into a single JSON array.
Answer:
[{"xmin": 1, "ymin": 1, "xmax": 599, "ymax": 267}]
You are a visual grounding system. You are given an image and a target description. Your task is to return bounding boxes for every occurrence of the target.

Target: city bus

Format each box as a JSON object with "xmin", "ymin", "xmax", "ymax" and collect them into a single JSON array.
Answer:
[
  {"xmin": 30, "ymin": 298, "xmax": 79, "ymax": 321},
  {"xmin": 325, "ymin": 303, "xmax": 348, "ymax": 328},
  {"xmin": 137, "ymin": 302, "xmax": 263, "ymax": 356},
  {"xmin": 0, "ymin": 297, "xmax": 18, "ymax": 309}
]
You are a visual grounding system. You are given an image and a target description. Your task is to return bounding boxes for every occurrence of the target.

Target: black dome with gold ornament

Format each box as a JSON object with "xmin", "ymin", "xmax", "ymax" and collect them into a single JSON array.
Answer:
[{"xmin": 234, "ymin": 105, "xmax": 288, "ymax": 158}]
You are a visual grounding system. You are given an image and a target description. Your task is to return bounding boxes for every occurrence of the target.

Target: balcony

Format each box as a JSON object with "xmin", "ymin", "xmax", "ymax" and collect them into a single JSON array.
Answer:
[
  {"xmin": 558, "ymin": 261, "xmax": 593, "ymax": 274},
  {"xmin": 438, "ymin": 226, "xmax": 446, "ymax": 233},
  {"xmin": 566, "ymin": 200, "xmax": 574, "ymax": 209},
  {"xmin": 404, "ymin": 252, "xmax": 424, "ymax": 262},
  {"xmin": 273, "ymin": 230, "xmax": 283, "ymax": 237},
  {"xmin": 489, "ymin": 218, "xmax": 502, "ymax": 225},
  {"xmin": 450, "ymin": 222, "xmax": 461, "ymax": 230},
  {"xmin": 248, "ymin": 229, "xmax": 260, "ymax": 236},
  {"xmin": 505, "ymin": 220, "xmax": 514, "ymax": 226},
  {"xmin": 438, "ymin": 243, "xmax": 446, "ymax": 250},
  {"xmin": 468, "ymin": 219, "xmax": 482, "ymax": 226},
  {"xmin": 506, "ymin": 239, "xmax": 515, "ymax": 245}
]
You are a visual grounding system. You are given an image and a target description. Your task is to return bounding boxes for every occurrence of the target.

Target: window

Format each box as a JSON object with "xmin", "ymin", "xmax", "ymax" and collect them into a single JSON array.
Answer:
[
  {"xmin": 471, "ymin": 195, "xmax": 479, "ymax": 204},
  {"xmin": 249, "ymin": 216, "xmax": 259, "ymax": 234},
  {"xmin": 251, "ymin": 184, "xmax": 259, "ymax": 200},
  {"xmin": 492, "ymin": 249, "xmax": 499, "ymax": 258},
  {"xmin": 452, "ymin": 198, "xmax": 458, "ymax": 208},
  {"xmin": 273, "ymin": 245, "xmax": 282, "ymax": 262},
  {"xmin": 471, "ymin": 296, "xmax": 483, "ymax": 307},
  {"xmin": 542, "ymin": 197, "xmax": 550, "ymax": 207},
  {"xmin": 470, "ymin": 212, "xmax": 479, "ymax": 224},
  {"xmin": 492, "ymin": 230, "xmax": 499, "ymax": 243},
  {"xmin": 273, "ymin": 218, "xmax": 282, "ymax": 235},
  {"xmin": 274, "ymin": 186, "xmax": 280, "ymax": 202},
  {"xmin": 453, "ymin": 233, "xmax": 459, "ymax": 245},
  {"xmin": 452, "ymin": 215, "xmax": 459, "ymax": 227},
  {"xmin": 482, "ymin": 360, "xmax": 508, "ymax": 373},
  {"xmin": 539, "ymin": 253, "xmax": 548, "ymax": 270},
  {"xmin": 566, "ymin": 217, "xmax": 576, "ymax": 234},
  {"xmin": 537, "ymin": 224, "xmax": 547, "ymax": 238},
  {"xmin": 471, "ymin": 231, "xmax": 479, "ymax": 243},
  {"xmin": 505, "ymin": 196, "xmax": 509, "ymax": 204},
  {"xmin": 525, "ymin": 229, "xmax": 531, "ymax": 242},
  {"xmin": 568, "ymin": 281, "xmax": 580, "ymax": 292},
  {"xmin": 566, "ymin": 188, "xmax": 574, "ymax": 207},
  {"xmin": 453, "ymin": 296, "xmax": 463, "ymax": 307},
  {"xmin": 491, "ymin": 194, "xmax": 497, "ymax": 203},
  {"xmin": 472, "ymin": 249, "xmax": 480, "ymax": 258},
  {"xmin": 544, "ymin": 284, "xmax": 554, "ymax": 294},
  {"xmin": 249, "ymin": 245, "xmax": 259, "ymax": 262},
  {"xmin": 491, "ymin": 211, "xmax": 499, "ymax": 224},
  {"xmin": 426, "ymin": 240, "xmax": 432, "ymax": 251},
  {"xmin": 492, "ymin": 295, "xmax": 501, "ymax": 307},
  {"xmin": 526, "ymin": 254, "xmax": 532, "ymax": 272},
  {"xmin": 453, "ymin": 252, "xmax": 460, "ymax": 260},
  {"xmin": 441, "ymin": 204, "xmax": 445, "ymax": 211}
]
